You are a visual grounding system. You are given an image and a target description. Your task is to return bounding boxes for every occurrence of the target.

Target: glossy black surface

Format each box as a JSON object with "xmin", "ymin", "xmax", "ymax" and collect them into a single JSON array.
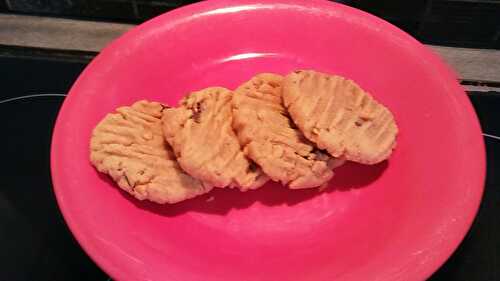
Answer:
[
  {"xmin": 1, "ymin": 57, "xmax": 107, "ymax": 281},
  {"xmin": 1, "ymin": 55, "xmax": 499, "ymax": 281}
]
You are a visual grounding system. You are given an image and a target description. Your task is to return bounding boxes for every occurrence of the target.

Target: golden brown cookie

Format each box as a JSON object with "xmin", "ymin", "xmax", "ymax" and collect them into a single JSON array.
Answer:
[
  {"xmin": 162, "ymin": 87, "xmax": 269, "ymax": 190},
  {"xmin": 283, "ymin": 70, "xmax": 398, "ymax": 164},
  {"xmin": 90, "ymin": 100, "xmax": 212, "ymax": 204},
  {"xmin": 232, "ymin": 73, "xmax": 345, "ymax": 189}
]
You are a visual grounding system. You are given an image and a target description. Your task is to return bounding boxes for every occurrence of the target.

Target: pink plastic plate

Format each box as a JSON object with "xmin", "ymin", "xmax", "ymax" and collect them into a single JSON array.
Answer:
[{"xmin": 51, "ymin": 1, "xmax": 486, "ymax": 280}]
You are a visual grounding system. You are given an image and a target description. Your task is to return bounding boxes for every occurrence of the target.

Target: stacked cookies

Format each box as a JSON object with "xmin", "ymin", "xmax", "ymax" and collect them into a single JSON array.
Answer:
[{"xmin": 90, "ymin": 70, "xmax": 398, "ymax": 204}]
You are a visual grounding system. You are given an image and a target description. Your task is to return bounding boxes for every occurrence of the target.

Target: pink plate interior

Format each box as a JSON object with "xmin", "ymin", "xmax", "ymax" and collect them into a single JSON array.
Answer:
[{"xmin": 51, "ymin": 1, "xmax": 485, "ymax": 280}]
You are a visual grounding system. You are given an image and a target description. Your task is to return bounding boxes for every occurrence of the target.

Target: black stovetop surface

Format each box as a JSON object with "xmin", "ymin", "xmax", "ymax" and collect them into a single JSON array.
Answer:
[{"xmin": 1, "ymin": 55, "xmax": 499, "ymax": 281}]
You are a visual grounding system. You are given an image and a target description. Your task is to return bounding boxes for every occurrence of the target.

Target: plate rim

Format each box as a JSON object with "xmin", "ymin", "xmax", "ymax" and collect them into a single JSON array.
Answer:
[{"xmin": 50, "ymin": 0, "xmax": 486, "ymax": 280}]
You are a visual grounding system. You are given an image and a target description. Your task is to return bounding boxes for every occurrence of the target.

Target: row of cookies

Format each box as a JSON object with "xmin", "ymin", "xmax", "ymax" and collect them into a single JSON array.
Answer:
[{"xmin": 90, "ymin": 70, "xmax": 398, "ymax": 204}]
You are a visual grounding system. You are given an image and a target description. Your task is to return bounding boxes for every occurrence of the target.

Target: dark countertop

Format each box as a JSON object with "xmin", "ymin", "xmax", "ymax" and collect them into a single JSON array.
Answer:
[{"xmin": 1, "ymin": 55, "xmax": 498, "ymax": 281}]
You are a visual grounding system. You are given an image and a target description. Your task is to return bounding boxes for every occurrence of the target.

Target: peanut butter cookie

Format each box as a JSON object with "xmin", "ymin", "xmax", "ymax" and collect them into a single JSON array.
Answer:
[
  {"xmin": 283, "ymin": 70, "xmax": 398, "ymax": 164},
  {"xmin": 162, "ymin": 87, "xmax": 268, "ymax": 190},
  {"xmin": 90, "ymin": 100, "xmax": 212, "ymax": 204},
  {"xmin": 233, "ymin": 73, "xmax": 344, "ymax": 189}
]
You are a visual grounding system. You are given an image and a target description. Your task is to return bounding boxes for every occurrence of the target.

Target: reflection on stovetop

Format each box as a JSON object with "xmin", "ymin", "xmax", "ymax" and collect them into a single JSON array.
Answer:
[
  {"xmin": 0, "ymin": 96, "xmax": 108, "ymax": 281},
  {"xmin": 1, "ymin": 56, "xmax": 499, "ymax": 281},
  {"xmin": 1, "ymin": 57, "xmax": 108, "ymax": 281}
]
